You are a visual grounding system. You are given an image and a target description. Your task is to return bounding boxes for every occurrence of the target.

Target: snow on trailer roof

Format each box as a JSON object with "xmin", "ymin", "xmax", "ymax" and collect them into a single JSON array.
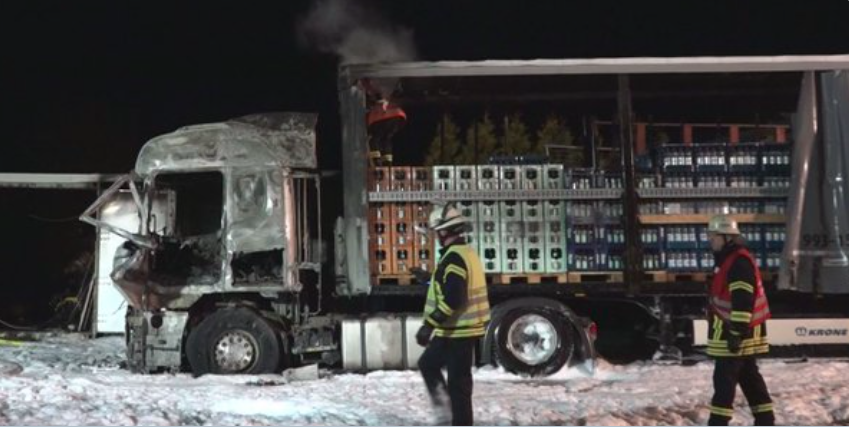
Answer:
[{"xmin": 341, "ymin": 54, "xmax": 849, "ymax": 80}]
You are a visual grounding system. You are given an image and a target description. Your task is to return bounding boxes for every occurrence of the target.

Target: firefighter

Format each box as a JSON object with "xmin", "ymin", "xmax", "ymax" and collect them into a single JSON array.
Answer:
[
  {"xmin": 415, "ymin": 203, "xmax": 490, "ymax": 426},
  {"xmin": 705, "ymin": 214, "xmax": 775, "ymax": 426},
  {"xmin": 366, "ymin": 98, "xmax": 406, "ymax": 166}
]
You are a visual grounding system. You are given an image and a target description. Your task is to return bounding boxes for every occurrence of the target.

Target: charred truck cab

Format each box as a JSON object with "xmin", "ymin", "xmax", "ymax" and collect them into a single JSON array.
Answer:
[
  {"xmin": 81, "ymin": 113, "xmax": 330, "ymax": 374},
  {"xmin": 82, "ymin": 112, "xmax": 596, "ymax": 376}
]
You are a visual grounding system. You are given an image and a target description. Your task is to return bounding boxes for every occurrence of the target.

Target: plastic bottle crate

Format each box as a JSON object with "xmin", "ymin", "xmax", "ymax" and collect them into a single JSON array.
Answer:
[
  {"xmin": 522, "ymin": 165, "xmax": 544, "ymax": 190},
  {"xmin": 694, "ymin": 144, "xmax": 728, "ymax": 173},
  {"xmin": 640, "ymin": 226, "xmax": 664, "ymax": 249},
  {"xmin": 499, "ymin": 165, "xmax": 523, "ymax": 191},
  {"xmin": 369, "ymin": 167, "xmax": 392, "ymax": 192},
  {"xmin": 455, "ymin": 166, "xmax": 478, "ymax": 191},
  {"xmin": 762, "ymin": 176, "xmax": 791, "ymax": 188},
  {"xmin": 568, "ymin": 224, "xmax": 597, "ymax": 248},
  {"xmin": 565, "ymin": 169, "xmax": 595, "ymax": 190},
  {"xmin": 544, "ymin": 200, "xmax": 568, "ymax": 273},
  {"xmin": 635, "ymin": 153, "xmax": 654, "ymax": 173},
  {"xmin": 599, "ymin": 225, "xmax": 626, "ymax": 248},
  {"xmin": 763, "ymin": 200, "xmax": 787, "ymax": 214},
  {"xmin": 698, "ymin": 201, "xmax": 730, "ymax": 215},
  {"xmin": 639, "ymin": 201, "xmax": 664, "ymax": 215},
  {"xmin": 568, "ymin": 248, "xmax": 602, "ymax": 271},
  {"xmin": 390, "ymin": 167, "xmax": 413, "ymax": 192},
  {"xmin": 660, "ymin": 145, "xmax": 694, "ymax": 173},
  {"xmin": 666, "ymin": 250, "xmax": 702, "ymax": 272},
  {"xmin": 728, "ymin": 201, "xmax": 763, "ymax": 214},
  {"xmin": 594, "ymin": 172, "xmax": 623, "ymax": 189},
  {"xmin": 477, "ymin": 165, "xmax": 500, "ymax": 190},
  {"xmin": 729, "ymin": 143, "xmax": 760, "ymax": 173},
  {"xmin": 477, "ymin": 201, "xmax": 502, "ymax": 273},
  {"xmin": 664, "ymin": 225, "xmax": 701, "ymax": 250},
  {"xmin": 642, "ymin": 250, "xmax": 666, "ymax": 270},
  {"xmin": 663, "ymin": 201, "xmax": 698, "ymax": 214},
  {"xmin": 597, "ymin": 201, "xmax": 624, "ymax": 222},
  {"xmin": 739, "ymin": 225, "xmax": 764, "ymax": 252},
  {"xmin": 411, "ymin": 167, "xmax": 432, "ymax": 191},
  {"xmin": 458, "ymin": 200, "xmax": 480, "ymax": 252},
  {"xmin": 696, "ymin": 173, "xmax": 727, "ymax": 188},
  {"xmin": 763, "ymin": 225, "xmax": 786, "ymax": 250},
  {"xmin": 637, "ymin": 174, "xmax": 659, "ymax": 189},
  {"xmin": 662, "ymin": 173, "xmax": 696, "ymax": 188},
  {"xmin": 433, "ymin": 165, "xmax": 456, "ymax": 191},
  {"xmin": 698, "ymin": 250, "xmax": 715, "ymax": 271},
  {"xmin": 567, "ymin": 201, "xmax": 595, "ymax": 224},
  {"xmin": 728, "ymin": 173, "xmax": 760, "ymax": 188},
  {"xmin": 543, "ymin": 165, "xmax": 566, "ymax": 190},
  {"xmin": 760, "ymin": 144, "xmax": 792, "ymax": 175}
]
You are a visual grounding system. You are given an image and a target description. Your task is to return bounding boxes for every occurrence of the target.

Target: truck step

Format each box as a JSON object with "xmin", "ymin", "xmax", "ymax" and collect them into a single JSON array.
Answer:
[
  {"xmin": 567, "ymin": 271, "xmax": 625, "ymax": 283},
  {"xmin": 490, "ymin": 273, "xmax": 569, "ymax": 285}
]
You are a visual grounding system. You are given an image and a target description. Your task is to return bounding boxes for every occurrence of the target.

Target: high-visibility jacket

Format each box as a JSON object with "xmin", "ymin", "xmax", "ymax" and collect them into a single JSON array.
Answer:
[
  {"xmin": 707, "ymin": 245, "xmax": 771, "ymax": 357},
  {"xmin": 423, "ymin": 244, "xmax": 490, "ymax": 338}
]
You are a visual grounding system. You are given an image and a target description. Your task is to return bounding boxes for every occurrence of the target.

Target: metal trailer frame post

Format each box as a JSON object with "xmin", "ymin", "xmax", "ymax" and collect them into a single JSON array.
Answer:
[{"xmin": 618, "ymin": 75, "xmax": 643, "ymax": 294}]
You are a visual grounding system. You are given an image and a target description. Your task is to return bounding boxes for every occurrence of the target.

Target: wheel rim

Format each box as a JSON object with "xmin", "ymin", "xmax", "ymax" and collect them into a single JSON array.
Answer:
[
  {"xmin": 213, "ymin": 330, "xmax": 259, "ymax": 373},
  {"xmin": 505, "ymin": 313, "xmax": 559, "ymax": 366}
]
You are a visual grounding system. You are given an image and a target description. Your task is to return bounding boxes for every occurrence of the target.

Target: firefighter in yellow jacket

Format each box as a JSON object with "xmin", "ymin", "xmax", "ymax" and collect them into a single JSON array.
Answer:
[
  {"xmin": 706, "ymin": 214, "xmax": 775, "ymax": 426},
  {"xmin": 415, "ymin": 203, "xmax": 490, "ymax": 426}
]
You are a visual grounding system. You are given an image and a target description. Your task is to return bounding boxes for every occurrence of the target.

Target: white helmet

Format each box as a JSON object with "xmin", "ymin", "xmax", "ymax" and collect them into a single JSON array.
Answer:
[
  {"xmin": 707, "ymin": 214, "xmax": 741, "ymax": 235},
  {"xmin": 426, "ymin": 202, "xmax": 470, "ymax": 232}
]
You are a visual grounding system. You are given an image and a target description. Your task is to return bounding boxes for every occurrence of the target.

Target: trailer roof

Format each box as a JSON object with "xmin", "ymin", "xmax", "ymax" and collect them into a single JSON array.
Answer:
[{"xmin": 341, "ymin": 55, "xmax": 849, "ymax": 81}]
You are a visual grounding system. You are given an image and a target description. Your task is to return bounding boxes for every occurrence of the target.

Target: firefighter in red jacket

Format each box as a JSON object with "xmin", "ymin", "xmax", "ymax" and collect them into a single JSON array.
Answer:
[
  {"xmin": 706, "ymin": 214, "xmax": 775, "ymax": 426},
  {"xmin": 363, "ymin": 79, "xmax": 406, "ymax": 166}
]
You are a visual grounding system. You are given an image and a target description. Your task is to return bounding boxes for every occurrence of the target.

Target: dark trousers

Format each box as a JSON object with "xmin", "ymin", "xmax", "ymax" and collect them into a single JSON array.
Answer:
[
  {"xmin": 418, "ymin": 336, "xmax": 477, "ymax": 426},
  {"xmin": 709, "ymin": 357, "xmax": 775, "ymax": 426}
]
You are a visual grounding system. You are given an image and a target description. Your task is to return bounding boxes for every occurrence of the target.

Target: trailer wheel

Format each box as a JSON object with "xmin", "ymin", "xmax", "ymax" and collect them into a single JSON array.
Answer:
[
  {"xmin": 186, "ymin": 307, "xmax": 282, "ymax": 376},
  {"xmin": 494, "ymin": 306, "xmax": 575, "ymax": 377}
]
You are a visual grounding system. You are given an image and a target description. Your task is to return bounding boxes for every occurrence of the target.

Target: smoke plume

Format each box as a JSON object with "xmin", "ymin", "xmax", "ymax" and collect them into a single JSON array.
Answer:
[{"xmin": 297, "ymin": 0, "xmax": 417, "ymax": 65}]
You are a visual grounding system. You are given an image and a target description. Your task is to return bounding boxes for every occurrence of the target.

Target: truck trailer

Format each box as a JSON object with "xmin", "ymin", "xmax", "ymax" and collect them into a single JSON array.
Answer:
[{"xmin": 80, "ymin": 55, "xmax": 849, "ymax": 377}]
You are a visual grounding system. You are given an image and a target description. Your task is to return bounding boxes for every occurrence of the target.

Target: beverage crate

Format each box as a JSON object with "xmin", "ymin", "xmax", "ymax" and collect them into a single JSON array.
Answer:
[
  {"xmin": 739, "ymin": 224, "xmax": 764, "ymax": 252},
  {"xmin": 728, "ymin": 143, "xmax": 760, "ymax": 173},
  {"xmin": 665, "ymin": 250, "xmax": 702, "ymax": 272},
  {"xmin": 642, "ymin": 249, "xmax": 666, "ymax": 271},
  {"xmin": 521, "ymin": 165, "xmax": 544, "ymax": 190},
  {"xmin": 763, "ymin": 225, "xmax": 786, "ymax": 250},
  {"xmin": 664, "ymin": 225, "xmax": 700, "ymax": 250},
  {"xmin": 696, "ymin": 173, "xmax": 727, "ymax": 188},
  {"xmin": 543, "ymin": 165, "xmax": 566, "ymax": 190},
  {"xmin": 499, "ymin": 201, "xmax": 524, "ymax": 273},
  {"xmin": 565, "ymin": 168, "xmax": 595, "ymax": 190},
  {"xmin": 544, "ymin": 200, "xmax": 568, "ymax": 273},
  {"xmin": 660, "ymin": 145, "xmax": 694, "ymax": 173},
  {"xmin": 390, "ymin": 167, "xmax": 413, "ymax": 192},
  {"xmin": 663, "ymin": 173, "xmax": 696, "ymax": 188},
  {"xmin": 499, "ymin": 165, "xmax": 522, "ymax": 190},
  {"xmin": 760, "ymin": 143, "xmax": 792, "ymax": 175},
  {"xmin": 433, "ymin": 165, "xmax": 455, "ymax": 191},
  {"xmin": 477, "ymin": 165, "xmax": 501, "ymax": 190},
  {"xmin": 640, "ymin": 226, "xmax": 664, "ymax": 249},
  {"xmin": 411, "ymin": 167, "xmax": 432, "ymax": 191},
  {"xmin": 728, "ymin": 173, "xmax": 760, "ymax": 188},
  {"xmin": 455, "ymin": 166, "xmax": 478, "ymax": 191},
  {"xmin": 369, "ymin": 167, "xmax": 391, "ymax": 192},
  {"xmin": 694, "ymin": 144, "xmax": 728, "ymax": 173}
]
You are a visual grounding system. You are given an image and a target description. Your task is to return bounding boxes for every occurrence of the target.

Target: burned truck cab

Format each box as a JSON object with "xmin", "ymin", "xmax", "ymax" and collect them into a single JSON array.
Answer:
[{"xmin": 82, "ymin": 113, "xmax": 323, "ymax": 373}]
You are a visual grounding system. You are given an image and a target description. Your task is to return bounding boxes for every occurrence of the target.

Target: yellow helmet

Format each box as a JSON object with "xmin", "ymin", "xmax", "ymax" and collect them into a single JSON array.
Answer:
[{"xmin": 707, "ymin": 214, "xmax": 741, "ymax": 235}]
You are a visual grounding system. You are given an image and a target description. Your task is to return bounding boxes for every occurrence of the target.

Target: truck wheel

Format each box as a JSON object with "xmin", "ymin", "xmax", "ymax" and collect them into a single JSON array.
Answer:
[
  {"xmin": 494, "ymin": 307, "xmax": 575, "ymax": 377},
  {"xmin": 186, "ymin": 307, "xmax": 282, "ymax": 375}
]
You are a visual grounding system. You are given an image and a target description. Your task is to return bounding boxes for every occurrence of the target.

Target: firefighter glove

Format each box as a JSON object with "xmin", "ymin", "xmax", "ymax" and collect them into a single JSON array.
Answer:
[
  {"xmin": 416, "ymin": 323, "xmax": 434, "ymax": 347},
  {"xmin": 410, "ymin": 267, "xmax": 430, "ymax": 285},
  {"xmin": 727, "ymin": 332, "xmax": 742, "ymax": 353}
]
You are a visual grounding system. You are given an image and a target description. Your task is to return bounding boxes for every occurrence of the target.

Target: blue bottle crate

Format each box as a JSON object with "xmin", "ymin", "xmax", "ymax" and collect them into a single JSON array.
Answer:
[
  {"xmin": 728, "ymin": 143, "xmax": 760, "ymax": 173},
  {"xmin": 694, "ymin": 143, "xmax": 728, "ymax": 173}
]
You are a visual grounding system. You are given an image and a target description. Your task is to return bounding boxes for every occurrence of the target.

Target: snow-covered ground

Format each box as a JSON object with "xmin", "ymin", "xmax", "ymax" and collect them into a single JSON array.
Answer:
[{"xmin": 0, "ymin": 334, "xmax": 847, "ymax": 426}]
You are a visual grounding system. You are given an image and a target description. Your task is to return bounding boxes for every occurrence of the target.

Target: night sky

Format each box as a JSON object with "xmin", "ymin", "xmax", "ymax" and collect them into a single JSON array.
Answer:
[{"xmin": 1, "ymin": 2, "xmax": 848, "ymax": 325}]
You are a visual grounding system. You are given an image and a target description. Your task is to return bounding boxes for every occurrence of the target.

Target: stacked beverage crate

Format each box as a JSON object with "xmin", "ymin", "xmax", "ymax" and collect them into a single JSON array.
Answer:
[
  {"xmin": 499, "ymin": 165, "xmax": 524, "ymax": 273},
  {"xmin": 455, "ymin": 166, "xmax": 480, "ymax": 253},
  {"xmin": 389, "ymin": 167, "xmax": 414, "ymax": 275},
  {"xmin": 521, "ymin": 165, "xmax": 546, "ymax": 273},
  {"xmin": 368, "ymin": 167, "xmax": 393, "ymax": 275},
  {"xmin": 543, "ymin": 165, "xmax": 568, "ymax": 274},
  {"xmin": 477, "ymin": 165, "xmax": 502, "ymax": 273}
]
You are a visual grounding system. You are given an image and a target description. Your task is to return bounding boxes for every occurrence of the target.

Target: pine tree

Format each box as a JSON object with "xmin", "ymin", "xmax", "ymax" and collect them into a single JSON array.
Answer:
[
  {"xmin": 424, "ymin": 114, "xmax": 463, "ymax": 165},
  {"xmin": 458, "ymin": 113, "xmax": 498, "ymax": 164},
  {"xmin": 536, "ymin": 115, "xmax": 582, "ymax": 166},
  {"xmin": 501, "ymin": 113, "xmax": 532, "ymax": 156}
]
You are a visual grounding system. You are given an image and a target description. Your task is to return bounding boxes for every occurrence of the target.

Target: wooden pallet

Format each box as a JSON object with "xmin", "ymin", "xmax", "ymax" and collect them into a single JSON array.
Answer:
[
  {"xmin": 490, "ymin": 273, "xmax": 569, "ymax": 285},
  {"xmin": 375, "ymin": 274, "xmax": 415, "ymax": 286},
  {"xmin": 567, "ymin": 271, "xmax": 625, "ymax": 283},
  {"xmin": 663, "ymin": 272, "xmax": 711, "ymax": 283},
  {"xmin": 642, "ymin": 271, "xmax": 669, "ymax": 282}
]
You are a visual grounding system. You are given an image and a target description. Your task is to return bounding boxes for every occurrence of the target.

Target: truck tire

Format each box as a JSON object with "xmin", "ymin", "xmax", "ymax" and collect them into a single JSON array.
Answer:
[
  {"xmin": 494, "ymin": 306, "xmax": 575, "ymax": 377},
  {"xmin": 186, "ymin": 307, "xmax": 282, "ymax": 376}
]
